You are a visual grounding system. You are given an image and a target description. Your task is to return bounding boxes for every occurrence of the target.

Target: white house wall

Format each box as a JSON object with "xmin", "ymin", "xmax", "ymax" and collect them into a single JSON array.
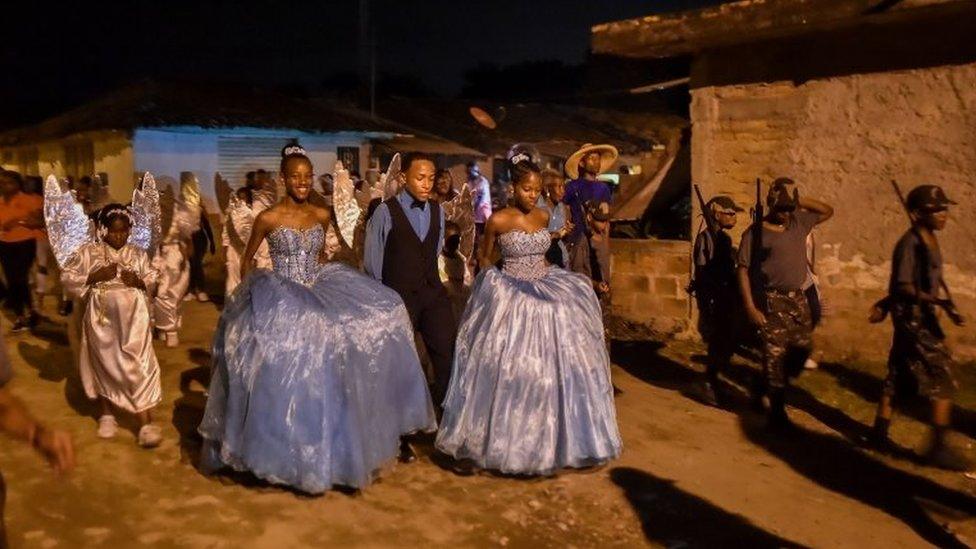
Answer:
[{"xmin": 133, "ymin": 128, "xmax": 368, "ymax": 211}]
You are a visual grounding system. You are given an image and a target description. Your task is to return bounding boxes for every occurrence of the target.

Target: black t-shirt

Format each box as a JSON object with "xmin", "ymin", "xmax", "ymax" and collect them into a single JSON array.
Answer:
[
  {"xmin": 694, "ymin": 229, "xmax": 736, "ymax": 290},
  {"xmin": 737, "ymin": 210, "xmax": 819, "ymax": 291},
  {"xmin": 890, "ymin": 229, "xmax": 943, "ymax": 296}
]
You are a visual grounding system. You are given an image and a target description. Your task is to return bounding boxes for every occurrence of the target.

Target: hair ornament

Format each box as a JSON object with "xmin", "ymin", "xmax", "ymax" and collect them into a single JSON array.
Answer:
[{"xmin": 283, "ymin": 144, "xmax": 307, "ymax": 157}]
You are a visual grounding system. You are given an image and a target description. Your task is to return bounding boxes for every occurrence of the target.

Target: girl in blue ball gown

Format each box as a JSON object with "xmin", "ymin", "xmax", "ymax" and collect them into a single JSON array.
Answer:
[
  {"xmin": 199, "ymin": 145, "xmax": 436, "ymax": 493},
  {"xmin": 436, "ymin": 147, "xmax": 621, "ymax": 475}
]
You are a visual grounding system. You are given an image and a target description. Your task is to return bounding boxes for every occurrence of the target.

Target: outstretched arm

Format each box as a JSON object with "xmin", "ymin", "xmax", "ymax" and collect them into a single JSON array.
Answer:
[{"xmin": 0, "ymin": 388, "xmax": 75, "ymax": 473}]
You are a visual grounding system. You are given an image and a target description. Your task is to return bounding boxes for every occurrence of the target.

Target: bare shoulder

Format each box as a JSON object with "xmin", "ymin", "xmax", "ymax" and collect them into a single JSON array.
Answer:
[
  {"xmin": 487, "ymin": 208, "xmax": 516, "ymax": 231},
  {"xmin": 254, "ymin": 207, "xmax": 279, "ymax": 229},
  {"xmin": 309, "ymin": 204, "xmax": 332, "ymax": 223}
]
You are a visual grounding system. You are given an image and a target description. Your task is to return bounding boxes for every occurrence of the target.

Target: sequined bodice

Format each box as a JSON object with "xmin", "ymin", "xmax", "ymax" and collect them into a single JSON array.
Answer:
[
  {"xmin": 498, "ymin": 229, "xmax": 550, "ymax": 280},
  {"xmin": 267, "ymin": 225, "xmax": 325, "ymax": 285}
]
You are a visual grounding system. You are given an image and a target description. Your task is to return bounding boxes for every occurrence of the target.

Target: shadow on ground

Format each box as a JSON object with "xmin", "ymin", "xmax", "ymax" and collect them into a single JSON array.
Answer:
[
  {"xmin": 740, "ymin": 417, "xmax": 976, "ymax": 548},
  {"xmin": 610, "ymin": 467, "xmax": 807, "ymax": 548},
  {"xmin": 16, "ymin": 340, "xmax": 95, "ymax": 419},
  {"xmin": 611, "ymin": 339, "xmax": 975, "ymax": 548}
]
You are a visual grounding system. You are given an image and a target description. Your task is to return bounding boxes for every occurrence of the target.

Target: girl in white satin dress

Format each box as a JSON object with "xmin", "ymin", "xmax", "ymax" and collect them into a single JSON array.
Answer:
[{"xmin": 61, "ymin": 205, "xmax": 163, "ymax": 448}]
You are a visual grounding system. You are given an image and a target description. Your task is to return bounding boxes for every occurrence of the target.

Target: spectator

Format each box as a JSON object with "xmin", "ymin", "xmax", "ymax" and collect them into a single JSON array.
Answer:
[{"xmin": 0, "ymin": 170, "xmax": 45, "ymax": 332}]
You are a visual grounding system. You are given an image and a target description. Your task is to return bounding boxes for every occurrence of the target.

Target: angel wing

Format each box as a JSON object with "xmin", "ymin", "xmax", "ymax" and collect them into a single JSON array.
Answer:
[
  {"xmin": 226, "ymin": 192, "xmax": 256, "ymax": 251},
  {"xmin": 127, "ymin": 172, "xmax": 162, "ymax": 255},
  {"xmin": 214, "ymin": 172, "xmax": 234, "ymax": 213},
  {"xmin": 444, "ymin": 177, "xmax": 476, "ymax": 259},
  {"xmin": 332, "ymin": 161, "xmax": 361, "ymax": 248},
  {"xmin": 172, "ymin": 200, "xmax": 202, "ymax": 240},
  {"xmin": 44, "ymin": 175, "xmax": 96, "ymax": 268},
  {"xmin": 379, "ymin": 153, "xmax": 401, "ymax": 201}
]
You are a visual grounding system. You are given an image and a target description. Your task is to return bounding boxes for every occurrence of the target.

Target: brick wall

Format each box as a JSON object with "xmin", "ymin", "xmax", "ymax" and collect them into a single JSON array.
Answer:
[
  {"xmin": 609, "ymin": 238, "xmax": 692, "ymax": 340},
  {"xmin": 689, "ymin": 62, "xmax": 976, "ymax": 360}
]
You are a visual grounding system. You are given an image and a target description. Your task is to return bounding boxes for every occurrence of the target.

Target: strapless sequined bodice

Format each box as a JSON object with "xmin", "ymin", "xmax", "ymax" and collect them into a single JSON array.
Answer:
[
  {"xmin": 267, "ymin": 225, "xmax": 325, "ymax": 285},
  {"xmin": 498, "ymin": 229, "xmax": 550, "ymax": 280}
]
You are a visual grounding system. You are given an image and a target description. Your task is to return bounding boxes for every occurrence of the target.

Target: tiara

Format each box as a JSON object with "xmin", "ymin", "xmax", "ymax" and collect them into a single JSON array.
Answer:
[
  {"xmin": 510, "ymin": 152, "xmax": 531, "ymax": 165},
  {"xmin": 283, "ymin": 144, "xmax": 307, "ymax": 157}
]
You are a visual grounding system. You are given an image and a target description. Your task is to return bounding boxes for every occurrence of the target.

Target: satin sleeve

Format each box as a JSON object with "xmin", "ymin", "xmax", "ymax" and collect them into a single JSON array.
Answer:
[
  {"xmin": 60, "ymin": 245, "xmax": 97, "ymax": 300},
  {"xmin": 133, "ymin": 248, "xmax": 159, "ymax": 295}
]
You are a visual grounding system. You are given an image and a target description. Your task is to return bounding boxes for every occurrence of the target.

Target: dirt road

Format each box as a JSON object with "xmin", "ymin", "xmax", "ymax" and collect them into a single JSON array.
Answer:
[{"xmin": 2, "ymin": 300, "xmax": 975, "ymax": 547}]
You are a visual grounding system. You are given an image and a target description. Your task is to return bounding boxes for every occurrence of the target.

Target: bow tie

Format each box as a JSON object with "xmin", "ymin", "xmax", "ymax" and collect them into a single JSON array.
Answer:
[{"xmin": 410, "ymin": 199, "xmax": 426, "ymax": 210}]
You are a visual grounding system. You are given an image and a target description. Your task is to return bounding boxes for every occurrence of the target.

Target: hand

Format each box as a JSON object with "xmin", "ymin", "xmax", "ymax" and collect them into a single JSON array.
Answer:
[
  {"xmin": 561, "ymin": 220, "xmax": 575, "ymax": 238},
  {"xmin": 940, "ymin": 301, "xmax": 966, "ymax": 327},
  {"xmin": 746, "ymin": 306, "xmax": 767, "ymax": 326},
  {"xmin": 868, "ymin": 304, "xmax": 887, "ymax": 324},
  {"xmin": 33, "ymin": 426, "xmax": 76, "ymax": 474},
  {"xmin": 119, "ymin": 269, "xmax": 144, "ymax": 289},
  {"xmin": 88, "ymin": 264, "xmax": 118, "ymax": 284},
  {"xmin": 596, "ymin": 281, "xmax": 610, "ymax": 295}
]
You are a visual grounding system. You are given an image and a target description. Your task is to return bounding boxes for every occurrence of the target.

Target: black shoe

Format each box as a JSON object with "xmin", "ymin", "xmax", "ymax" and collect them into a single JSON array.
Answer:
[
  {"xmin": 864, "ymin": 430, "xmax": 894, "ymax": 453},
  {"xmin": 398, "ymin": 440, "xmax": 417, "ymax": 464},
  {"xmin": 767, "ymin": 406, "xmax": 796, "ymax": 433},
  {"xmin": 450, "ymin": 459, "xmax": 478, "ymax": 477},
  {"xmin": 10, "ymin": 318, "xmax": 30, "ymax": 333},
  {"xmin": 702, "ymin": 381, "xmax": 721, "ymax": 408},
  {"xmin": 925, "ymin": 443, "xmax": 973, "ymax": 472}
]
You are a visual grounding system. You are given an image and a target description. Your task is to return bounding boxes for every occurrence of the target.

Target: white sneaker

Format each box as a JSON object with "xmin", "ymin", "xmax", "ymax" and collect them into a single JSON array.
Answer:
[
  {"xmin": 97, "ymin": 415, "xmax": 118, "ymax": 439},
  {"xmin": 138, "ymin": 424, "xmax": 162, "ymax": 448},
  {"xmin": 804, "ymin": 358, "xmax": 819, "ymax": 370},
  {"xmin": 182, "ymin": 293, "xmax": 194, "ymax": 302},
  {"xmin": 164, "ymin": 332, "xmax": 179, "ymax": 348},
  {"xmin": 196, "ymin": 292, "xmax": 209, "ymax": 302}
]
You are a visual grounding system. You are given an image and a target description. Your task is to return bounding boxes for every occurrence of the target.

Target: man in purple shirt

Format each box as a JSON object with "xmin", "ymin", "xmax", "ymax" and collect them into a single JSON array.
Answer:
[{"xmin": 563, "ymin": 143, "xmax": 618, "ymax": 271}]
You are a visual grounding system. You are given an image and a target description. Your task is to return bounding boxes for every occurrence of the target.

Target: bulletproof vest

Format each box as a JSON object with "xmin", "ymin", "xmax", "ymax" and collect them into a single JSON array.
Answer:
[{"xmin": 381, "ymin": 197, "xmax": 443, "ymax": 295}]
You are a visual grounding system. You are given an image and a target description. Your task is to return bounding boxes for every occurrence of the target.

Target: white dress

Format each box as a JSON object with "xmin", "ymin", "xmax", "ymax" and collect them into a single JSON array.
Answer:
[{"xmin": 61, "ymin": 242, "xmax": 161, "ymax": 413}]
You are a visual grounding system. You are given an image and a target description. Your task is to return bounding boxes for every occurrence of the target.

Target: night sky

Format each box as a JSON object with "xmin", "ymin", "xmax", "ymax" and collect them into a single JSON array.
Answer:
[{"xmin": 0, "ymin": 1, "xmax": 724, "ymax": 129}]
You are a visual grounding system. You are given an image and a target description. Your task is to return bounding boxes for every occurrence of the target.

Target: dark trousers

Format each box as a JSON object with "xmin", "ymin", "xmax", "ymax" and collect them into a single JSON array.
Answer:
[
  {"xmin": 696, "ymin": 290, "xmax": 738, "ymax": 380},
  {"xmin": 402, "ymin": 287, "xmax": 457, "ymax": 406},
  {"xmin": 0, "ymin": 239, "xmax": 37, "ymax": 317},
  {"xmin": 189, "ymin": 231, "xmax": 208, "ymax": 292}
]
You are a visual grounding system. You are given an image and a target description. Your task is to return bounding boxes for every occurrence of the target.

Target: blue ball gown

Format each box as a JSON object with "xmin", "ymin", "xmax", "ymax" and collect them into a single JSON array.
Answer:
[
  {"xmin": 435, "ymin": 229, "xmax": 622, "ymax": 475},
  {"xmin": 199, "ymin": 224, "xmax": 436, "ymax": 493}
]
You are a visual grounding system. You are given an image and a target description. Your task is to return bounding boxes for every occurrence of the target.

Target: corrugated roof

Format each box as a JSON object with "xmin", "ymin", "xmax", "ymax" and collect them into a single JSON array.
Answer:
[{"xmin": 0, "ymin": 80, "xmax": 403, "ymax": 146}]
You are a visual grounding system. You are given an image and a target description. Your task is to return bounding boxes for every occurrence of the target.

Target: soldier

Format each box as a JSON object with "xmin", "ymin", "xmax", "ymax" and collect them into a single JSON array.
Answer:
[
  {"xmin": 692, "ymin": 195, "xmax": 744, "ymax": 407},
  {"xmin": 737, "ymin": 178, "xmax": 833, "ymax": 430},
  {"xmin": 867, "ymin": 185, "xmax": 970, "ymax": 471}
]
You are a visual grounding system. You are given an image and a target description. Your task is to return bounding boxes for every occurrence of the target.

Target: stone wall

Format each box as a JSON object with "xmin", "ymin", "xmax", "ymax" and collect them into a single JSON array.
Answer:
[
  {"xmin": 609, "ymin": 238, "xmax": 692, "ymax": 340},
  {"xmin": 689, "ymin": 61, "xmax": 976, "ymax": 360}
]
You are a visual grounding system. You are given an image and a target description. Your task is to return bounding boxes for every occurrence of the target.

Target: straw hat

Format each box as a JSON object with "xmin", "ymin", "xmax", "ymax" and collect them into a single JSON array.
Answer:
[{"xmin": 564, "ymin": 143, "xmax": 618, "ymax": 180}]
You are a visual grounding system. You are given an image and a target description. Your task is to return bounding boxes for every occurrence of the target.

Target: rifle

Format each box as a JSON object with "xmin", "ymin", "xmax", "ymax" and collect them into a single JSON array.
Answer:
[
  {"xmin": 693, "ymin": 184, "xmax": 717, "ymax": 235},
  {"xmin": 749, "ymin": 178, "xmax": 768, "ymax": 312},
  {"xmin": 889, "ymin": 180, "xmax": 964, "ymax": 326},
  {"xmin": 688, "ymin": 184, "xmax": 716, "ymax": 297}
]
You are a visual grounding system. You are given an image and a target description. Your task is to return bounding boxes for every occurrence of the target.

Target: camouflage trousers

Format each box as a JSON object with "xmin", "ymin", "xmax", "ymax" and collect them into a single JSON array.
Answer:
[
  {"xmin": 759, "ymin": 290, "xmax": 813, "ymax": 390},
  {"xmin": 883, "ymin": 301, "xmax": 956, "ymax": 400}
]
